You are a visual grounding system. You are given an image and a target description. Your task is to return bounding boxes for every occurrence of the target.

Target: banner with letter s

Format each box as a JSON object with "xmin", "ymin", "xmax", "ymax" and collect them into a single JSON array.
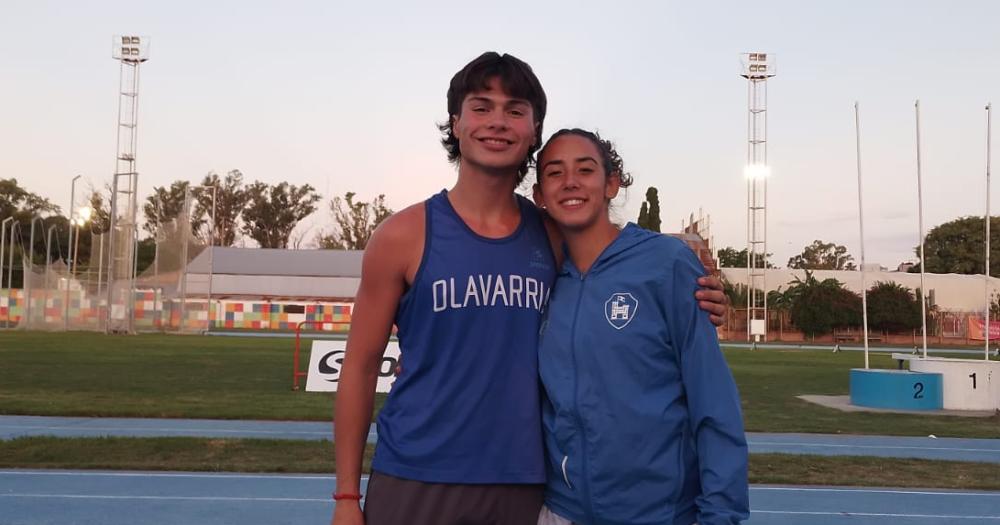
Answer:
[{"xmin": 306, "ymin": 340, "xmax": 400, "ymax": 392}]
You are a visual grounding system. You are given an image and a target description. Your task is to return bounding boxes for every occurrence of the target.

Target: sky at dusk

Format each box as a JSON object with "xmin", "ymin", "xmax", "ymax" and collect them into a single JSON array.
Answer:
[{"xmin": 2, "ymin": 0, "xmax": 999, "ymax": 267}]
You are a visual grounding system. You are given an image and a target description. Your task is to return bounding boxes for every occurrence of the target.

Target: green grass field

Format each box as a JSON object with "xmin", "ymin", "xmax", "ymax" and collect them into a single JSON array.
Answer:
[
  {"xmin": 1, "ymin": 331, "xmax": 998, "ymax": 438},
  {"xmin": 2, "ymin": 331, "xmax": 997, "ymax": 487},
  {"xmin": 2, "ymin": 436, "xmax": 998, "ymax": 490}
]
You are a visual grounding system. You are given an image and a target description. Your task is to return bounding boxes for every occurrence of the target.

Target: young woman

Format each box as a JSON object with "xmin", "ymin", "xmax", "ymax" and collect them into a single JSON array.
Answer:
[{"xmin": 533, "ymin": 129, "xmax": 749, "ymax": 525}]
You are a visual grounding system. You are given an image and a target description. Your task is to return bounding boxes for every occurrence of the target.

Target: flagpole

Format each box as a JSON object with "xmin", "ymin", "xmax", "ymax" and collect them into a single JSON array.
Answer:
[
  {"xmin": 916, "ymin": 100, "xmax": 928, "ymax": 359},
  {"xmin": 855, "ymin": 102, "xmax": 870, "ymax": 369},
  {"xmin": 987, "ymin": 102, "xmax": 993, "ymax": 361}
]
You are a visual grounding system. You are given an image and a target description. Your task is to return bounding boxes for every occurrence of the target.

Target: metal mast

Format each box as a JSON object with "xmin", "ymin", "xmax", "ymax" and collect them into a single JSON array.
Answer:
[
  {"xmin": 741, "ymin": 52, "xmax": 776, "ymax": 342},
  {"xmin": 106, "ymin": 35, "xmax": 149, "ymax": 333}
]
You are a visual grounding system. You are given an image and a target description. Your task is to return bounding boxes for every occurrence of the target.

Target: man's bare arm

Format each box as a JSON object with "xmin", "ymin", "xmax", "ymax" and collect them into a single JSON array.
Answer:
[
  {"xmin": 696, "ymin": 275, "xmax": 729, "ymax": 327},
  {"xmin": 331, "ymin": 207, "xmax": 420, "ymax": 525}
]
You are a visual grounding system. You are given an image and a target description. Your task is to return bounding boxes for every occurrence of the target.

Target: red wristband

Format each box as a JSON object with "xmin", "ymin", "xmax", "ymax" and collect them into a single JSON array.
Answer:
[{"xmin": 332, "ymin": 492, "xmax": 363, "ymax": 501}]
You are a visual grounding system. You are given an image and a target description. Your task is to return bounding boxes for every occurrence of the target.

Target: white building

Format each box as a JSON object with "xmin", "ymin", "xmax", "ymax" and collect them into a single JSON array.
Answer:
[{"xmin": 720, "ymin": 267, "xmax": 1000, "ymax": 312}]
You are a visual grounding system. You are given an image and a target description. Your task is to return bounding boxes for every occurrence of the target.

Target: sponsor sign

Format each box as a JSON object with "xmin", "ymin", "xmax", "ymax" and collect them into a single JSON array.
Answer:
[
  {"xmin": 306, "ymin": 340, "xmax": 400, "ymax": 392},
  {"xmin": 967, "ymin": 317, "xmax": 1000, "ymax": 341}
]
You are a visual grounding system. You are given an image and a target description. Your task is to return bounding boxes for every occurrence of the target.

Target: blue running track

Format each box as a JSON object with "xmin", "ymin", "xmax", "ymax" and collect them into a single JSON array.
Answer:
[{"xmin": 2, "ymin": 470, "xmax": 998, "ymax": 525}]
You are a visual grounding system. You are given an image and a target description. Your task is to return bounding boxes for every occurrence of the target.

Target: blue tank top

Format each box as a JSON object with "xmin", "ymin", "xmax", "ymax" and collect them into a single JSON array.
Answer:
[{"xmin": 371, "ymin": 189, "xmax": 555, "ymax": 484}]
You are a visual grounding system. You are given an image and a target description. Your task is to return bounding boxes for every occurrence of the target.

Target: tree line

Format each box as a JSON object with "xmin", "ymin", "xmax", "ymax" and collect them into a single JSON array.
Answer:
[
  {"xmin": 724, "ymin": 271, "xmax": 928, "ymax": 338},
  {"xmin": 0, "ymin": 176, "xmax": 393, "ymax": 286},
  {"xmin": 141, "ymin": 170, "xmax": 391, "ymax": 250},
  {"xmin": 6, "ymin": 176, "xmax": 1000, "ymax": 285},
  {"xmin": 718, "ymin": 240, "xmax": 859, "ymax": 271}
]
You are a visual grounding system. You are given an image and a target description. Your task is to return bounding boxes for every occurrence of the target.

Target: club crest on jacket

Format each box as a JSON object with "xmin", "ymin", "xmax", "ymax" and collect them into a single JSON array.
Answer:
[{"xmin": 604, "ymin": 292, "xmax": 638, "ymax": 330}]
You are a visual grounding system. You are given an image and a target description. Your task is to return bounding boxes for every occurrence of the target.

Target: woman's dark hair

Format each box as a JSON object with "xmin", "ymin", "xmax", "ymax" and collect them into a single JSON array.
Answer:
[
  {"xmin": 438, "ymin": 52, "xmax": 547, "ymax": 184},
  {"xmin": 537, "ymin": 128, "xmax": 634, "ymax": 189}
]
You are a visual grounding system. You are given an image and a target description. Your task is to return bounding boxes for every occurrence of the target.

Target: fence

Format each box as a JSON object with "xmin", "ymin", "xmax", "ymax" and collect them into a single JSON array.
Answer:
[{"xmin": 720, "ymin": 307, "xmax": 983, "ymax": 345}]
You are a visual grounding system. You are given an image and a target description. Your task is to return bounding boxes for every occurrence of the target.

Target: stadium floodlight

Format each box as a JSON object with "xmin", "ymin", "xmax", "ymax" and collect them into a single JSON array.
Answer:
[
  {"xmin": 112, "ymin": 35, "xmax": 149, "ymax": 62},
  {"xmin": 744, "ymin": 164, "xmax": 771, "ymax": 180},
  {"xmin": 741, "ymin": 52, "xmax": 776, "ymax": 80}
]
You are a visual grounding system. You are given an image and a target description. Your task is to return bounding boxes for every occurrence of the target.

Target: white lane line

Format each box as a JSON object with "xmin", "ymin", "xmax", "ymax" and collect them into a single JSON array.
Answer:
[
  {"xmin": 0, "ymin": 471, "xmax": 359, "ymax": 481},
  {"xmin": 754, "ymin": 510, "xmax": 1000, "ymax": 520},
  {"xmin": 751, "ymin": 441, "xmax": 1000, "ymax": 453},
  {"xmin": 1, "ymin": 425, "xmax": 376, "ymax": 440},
  {"xmin": 3, "ymin": 497, "xmax": 997, "ymax": 519},
  {"xmin": 0, "ymin": 426, "xmax": 331, "ymax": 437},
  {"xmin": 752, "ymin": 486, "xmax": 1000, "ymax": 497},
  {"xmin": 0, "ymin": 494, "xmax": 330, "ymax": 503}
]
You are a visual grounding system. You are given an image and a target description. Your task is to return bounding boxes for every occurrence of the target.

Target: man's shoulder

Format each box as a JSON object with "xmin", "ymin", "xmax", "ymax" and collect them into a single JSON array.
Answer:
[
  {"xmin": 362, "ymin": 201, "xmax": 427, "ymax": 279},
  {"xmin": 371, "ymin": 201, "xmax": 425, "ymax": 247}
]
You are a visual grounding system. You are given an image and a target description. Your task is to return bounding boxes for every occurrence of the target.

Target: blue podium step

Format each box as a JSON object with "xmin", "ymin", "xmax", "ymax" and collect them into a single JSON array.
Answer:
[{"xmin": 849, "ymin": 369, "xmax": 943, "ymax": 410}]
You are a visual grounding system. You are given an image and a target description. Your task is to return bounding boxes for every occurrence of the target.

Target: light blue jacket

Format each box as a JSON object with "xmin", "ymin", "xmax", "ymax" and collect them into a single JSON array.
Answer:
[{"xmin": 538, "ymin": 224, "xmax": 749, "ymax": 525}]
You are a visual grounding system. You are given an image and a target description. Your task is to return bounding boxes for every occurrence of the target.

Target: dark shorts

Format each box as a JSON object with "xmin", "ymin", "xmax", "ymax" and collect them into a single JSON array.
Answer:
[{"xmin": 363, "ymin": 471, "xmax": 544, "ymax": 525}]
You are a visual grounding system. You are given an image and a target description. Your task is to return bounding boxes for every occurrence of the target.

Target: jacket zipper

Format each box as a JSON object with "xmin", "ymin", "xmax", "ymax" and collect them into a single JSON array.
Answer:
[
  {"xmin": 569, "ymin": 272, "xmax": 596, "ymax": 522},
  {"xmin": 561, "ymin": 455, "xmax": 572, "ymax": 489}
]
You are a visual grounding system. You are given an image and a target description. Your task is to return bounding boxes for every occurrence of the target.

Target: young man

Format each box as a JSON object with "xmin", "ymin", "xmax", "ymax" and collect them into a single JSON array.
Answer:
[{"xmin": 331, "ymin": 52, "xmax": 729, "ymax": 525}]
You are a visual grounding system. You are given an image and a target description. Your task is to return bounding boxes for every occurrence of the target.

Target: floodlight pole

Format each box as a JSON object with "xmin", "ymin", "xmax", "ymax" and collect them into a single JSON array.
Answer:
[
  {"xmin": 915, "ymin": 100, "xmax": 928, "ymax": 359},
  {"xmin": 855, "ymin": 102, "xmax": 870, "ymax": 369},
  {"xmin": 987, "ymin": 102, "xmax": 993, "ymax": 361},
  {"xmin": 741, "ymin": 52, "xmax": 776, "ymax": 343},
  {"xmin": 106, "ymin": 35, "xmax": 149, "ymax": 334}
]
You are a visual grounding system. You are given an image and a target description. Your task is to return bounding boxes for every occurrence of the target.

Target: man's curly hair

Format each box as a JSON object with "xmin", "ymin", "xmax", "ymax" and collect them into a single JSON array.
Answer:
[{"xmin": 438, "ymin": 52, "xmax": 547, "ymax": 184}]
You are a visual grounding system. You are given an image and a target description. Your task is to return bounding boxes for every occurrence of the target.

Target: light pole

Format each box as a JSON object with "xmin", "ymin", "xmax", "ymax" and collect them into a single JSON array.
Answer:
[
  {"xmin": 0, "ymin": 217, "xmax": 12, "ymax": 290},
  {"xmin": 73, "ymin": 208, "xmax": 92, "ymax": 276},
  {"xmin": 68, "ymin": 176, "xmax": 81, "ymax": 267},
  {"xmin": 23, "ymin": 216, "xmax": 44, "ymax": 329},
  {"xmin": 63, "ymin": 209, "xmax": 94, "ymax": 329},
  {"xmin": 0, "ymin": 217, "xmax": 11, "ymax": 327},
  {"xmin": 96, "ymin": 226, "xmax": 105, "ymax": 330},
  {"xmin": 45, "ymin": 224, "xmax": 56, "ymax": 327},
  {"xmin": 6, "ymin": 222, "xmax": 17, "ymax": 306},
  {"xmin": 64, "ymin": 175, "xmax": 81, "ymax": 330},
  {"xmin": 106, "ymin": 35, "xmax": 149, "ymax": 334},
  {"xmin": 741, "ymin": 51, "xmax": 776, "ymax": 344},
  {"xmin": 189, "ymin": 184, "xmax": 218, "ymax": 331}
]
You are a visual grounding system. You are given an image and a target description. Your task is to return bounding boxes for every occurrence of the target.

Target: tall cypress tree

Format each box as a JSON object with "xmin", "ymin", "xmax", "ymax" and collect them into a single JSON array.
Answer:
[{"xmin": 644, "ymin": 187, "xmax": 661, "ymax": 232}]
